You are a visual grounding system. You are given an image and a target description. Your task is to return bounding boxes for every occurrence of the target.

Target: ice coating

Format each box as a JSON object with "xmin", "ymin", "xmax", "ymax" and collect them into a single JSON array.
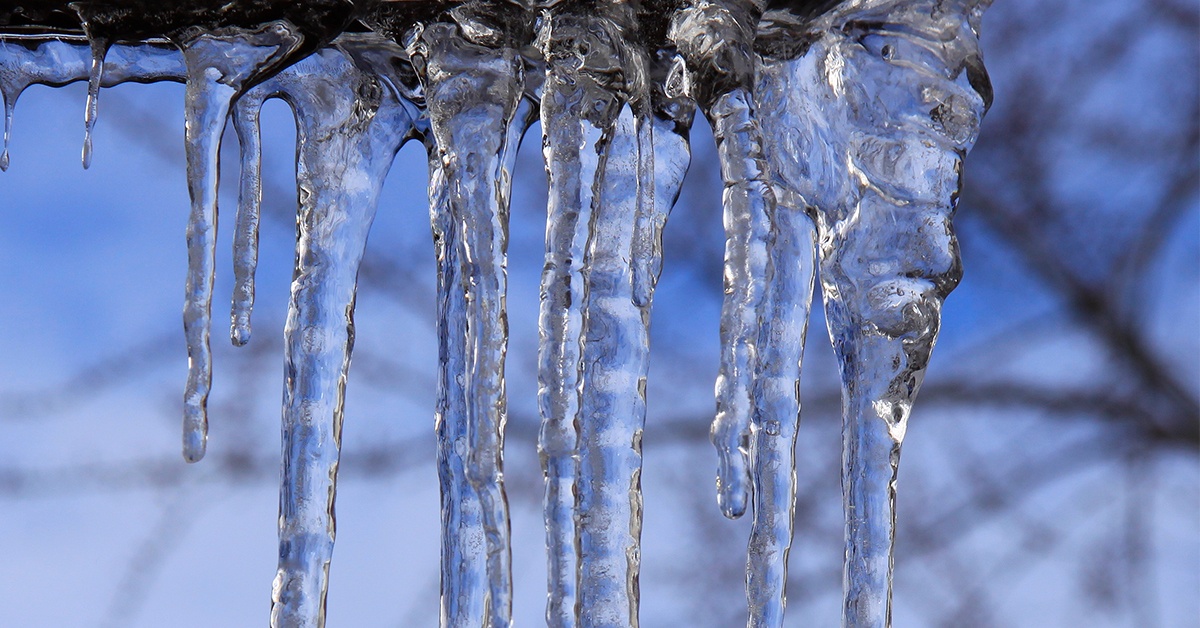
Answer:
[
  {"xmin": 0, "ymin": 36, "xmax": 185, "ymax": 170},
  {"xmin": 252, "ymin": 45, "xmax": 412, "ymax": 627},
  {"xmin": 754, "ymin": 0, "xmax": 991, "ymax": 624},
  {"xmin": 178, "ymin": 20, "xmax": 303, "ymax": 463},
  {"xmin": 231, "ymin": 91, "xmax": 265, "ymax": 346},
  {"xmin": 409, "ymin": 16, "xmax": 530, "ymax": 626}
]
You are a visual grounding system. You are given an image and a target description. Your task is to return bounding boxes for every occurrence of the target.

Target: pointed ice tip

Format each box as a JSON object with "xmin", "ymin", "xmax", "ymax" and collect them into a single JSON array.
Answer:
[
  {"xmin": 183, "ymin": 433, "xmax": 207, "ymax": 463},
  {"xmin": 231, "ymin": 323, "xmax": 251, "ymax": 347},
  {"xmin": 718, "ymin": 489, "xmax": 748, "ymax": 520}
]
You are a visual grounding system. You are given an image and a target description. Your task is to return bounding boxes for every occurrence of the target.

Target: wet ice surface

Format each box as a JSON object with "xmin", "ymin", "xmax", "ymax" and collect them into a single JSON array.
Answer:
[{"xmin": 0, "ymin": 0, "xmax": 991, "ymax": 626}]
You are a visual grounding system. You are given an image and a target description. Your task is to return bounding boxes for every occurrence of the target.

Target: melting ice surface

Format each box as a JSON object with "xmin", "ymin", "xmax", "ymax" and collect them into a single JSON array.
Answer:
[{"xmin": 0, "ymin": 0, "xmax": 992, "ymax": 626}]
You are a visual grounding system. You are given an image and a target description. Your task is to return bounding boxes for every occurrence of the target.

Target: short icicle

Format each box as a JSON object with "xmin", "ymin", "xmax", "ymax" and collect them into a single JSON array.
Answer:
[
  {"xmin": 753, "ymin": 1, "xmax": 993, "ymax": 625},
  {"xmin": 81, "ymin": 35, "xmax": 107, "ymax": 169},
  {"xmin": 256, "ymin": 47, "xmax": 411, "ymax": 628},
  {"xmin": 231, "ymin": 91, "xmax": 265, "ymax": 346},
  {"xmin": 177, "ymin": 21, "xmax": 303, "ymax": 463},
  {"xmin": 409, "ymin": 11, "xmax": 531, "ymax": 626},
  {"xmin": 1, "ymin": 85, "xmax": 13, "ymax": 171}
]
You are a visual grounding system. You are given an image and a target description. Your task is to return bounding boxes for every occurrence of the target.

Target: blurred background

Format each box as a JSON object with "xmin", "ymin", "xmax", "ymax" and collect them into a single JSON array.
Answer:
[{"xmin": 0, "ymin": 0, "xmax": 1196, "ymax": 625}]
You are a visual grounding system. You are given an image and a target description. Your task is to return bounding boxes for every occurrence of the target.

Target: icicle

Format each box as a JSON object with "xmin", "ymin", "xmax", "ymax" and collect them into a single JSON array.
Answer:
[
  {"xmin": 536, "ymin": 12, "xmax": 620, "ymax": 624},
  {"xmin": 231, "ymin": 91, "xmax": 265, "ymax": 347},
  {"xmin": 177, "ymin": 21, "xmax": 303, "ymax": 463},
  {"xmin": 753, "ymin": 1, "xmax": 992, "ymax": 625},
  {"xmin": 410, "ymin": 18, "xmax": 528, "ymax": 627},
  {"xmin": 254, "ymin": 46, "xmax": 411, "ymax": 628},
  {"xmin": 535, "ymin": 7, "xmax": 671, "ymax": 624},
  {"xmin": 426, "ymin": 137, "xmax": 493, "ymax": 628},
  {"xmin": 575, "ymin": 104, "xmax": 654, "ymax": 628},
  {"xmin": 1, "ymin": 86, "xmax": 13, "ymax": 171},
  {"xmin": 81, "ymin": 35, "xmax": 107, "ymax": 169},
  {"xmin": 669, "ymin": 0, "xmax": 774, "ymax": 522}
]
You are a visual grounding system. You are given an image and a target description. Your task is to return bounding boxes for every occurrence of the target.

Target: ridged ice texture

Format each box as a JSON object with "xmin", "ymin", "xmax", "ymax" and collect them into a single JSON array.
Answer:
[
  {"xmin": 0, "ymin": 36, "xmax": 183, "ymax": 171},
  {"xmin": 669, "ymin": 0, "xmax": 775, "ymax": 523},
  {"xmin": 411, "ymin": 21, "xmax": 527, "ymax": 628},
  {"xmin": 247, "ymin": 44, "xmax": 411, "ymax": 628},
  {"xmin": 755, "ymin": 1, "xmax": 991, "ymax": 625},
  {"xmin": 178, "ymin": 20, "xmax": 303, "ymax": 463}
]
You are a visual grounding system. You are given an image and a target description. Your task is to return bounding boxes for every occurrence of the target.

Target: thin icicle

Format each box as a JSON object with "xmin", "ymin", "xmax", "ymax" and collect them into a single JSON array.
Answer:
[
  {"xmin": 255, "ymin": 46, "xmax": 411, "ymax": 628},
  {"xmin": 231, "ymin": 91, "xmax": 265, "ymax": 347},
  {"xmin": 669, "ymin": 0, "xmax": 775, "ymax": 522},
  {"xmin": 81, "ymin": 35, "xmax": 106, "ymax": 169},
  {"xmin": 177, "ymin": 21, "xmax": 303, "ymax": 463},
  {"xmin": 754, "ymin": 2, "xmax": 992, "ymax": 625},
  {"xmin": 744, "ymin": 197, "xmax": 817, "ymax": 627},
  {"xmin": 427, "ymin": 138, "xmax": 493, "ymax": 628},
  {"xmin": 411, "ymin": 18, "xmax": 528, "ymax": 627},
  {"xmin": 1, "ymin": 87, "xmax": 12, "ymax": 171}
]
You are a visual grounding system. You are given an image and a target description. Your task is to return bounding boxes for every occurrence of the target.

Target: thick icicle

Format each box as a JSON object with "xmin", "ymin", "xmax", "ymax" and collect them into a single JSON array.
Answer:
[
  {"xmin": 535, "ymin": 4, "xmax": 667, "ymax": 624},
  {"xmin": 254, "ymin": 46, "xmax": 411, "ymax": 628},
  {"xmin": 669, "ymin": 0, "xmax": 775, "ymax": 521},
  {"xmin": 754, "ymin": 1, "xmax": 992, "ymax": 625},
  {"xmin": 177, "ymin": 21, "xmax": 303, "ymax": 463},
  {"xmin": 575, "ymin": 104, "xmax": 655, "ymax": 628},
  {"xmin": 408, "ymin": 13, "xmax": 530, "ymax": 626},
  {"xmin": 536, "ymin": 10, "xmax": 623, "ymax": 624},
  {"xmin": 231, "ymin": 91, "xmax": 265, "ymax": 346}
]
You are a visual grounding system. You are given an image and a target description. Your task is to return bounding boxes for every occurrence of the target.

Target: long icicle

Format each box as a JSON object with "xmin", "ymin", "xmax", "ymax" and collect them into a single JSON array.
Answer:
[
  {"xmin": 231, "ymin": 91, "xmax": 265, "ymax": 347},
  {"xmin": 262, "ymin": 47, "xmax": 411, "ymax": 627},
  {"xmin": 177, "ymin": 21, "xmax": 302, "ymax": 463},
  {"xmin": 414, "ymin": 18, "xmax": 528, "ymax": 626},
  {"xmin": 745, "ymin": 201, "xmax": 816, "ymax": 627},
  {"xmin": 536, "ymin": 10, "xmax": 623, "ymax": 624},
  {"xmin": 670, "ymin": 0, "xmax": 775, "ymax": 522},
  {"xmin": 427, "ymin": 138, "xmax": 491, "ymax": 628}
]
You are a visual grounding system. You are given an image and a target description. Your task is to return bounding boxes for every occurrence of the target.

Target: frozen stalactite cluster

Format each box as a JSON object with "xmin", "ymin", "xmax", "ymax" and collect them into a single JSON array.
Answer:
[{"xmin": 0, "ymin": 0, "xmax": 992, "ymax": 626}]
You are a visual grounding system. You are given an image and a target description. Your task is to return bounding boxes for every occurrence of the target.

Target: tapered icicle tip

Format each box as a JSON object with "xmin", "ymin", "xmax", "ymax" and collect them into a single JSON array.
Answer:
[
  {"xmin": 716, "ymin": 451, "xmax": 750, "ymax": 519},
  {"xmin": 231, "ymin": 318, "xmax": 251, "ymax": 346},
  {"xmin": 182, "ymin": 413, "xmax": 207, "ymax": 463}
]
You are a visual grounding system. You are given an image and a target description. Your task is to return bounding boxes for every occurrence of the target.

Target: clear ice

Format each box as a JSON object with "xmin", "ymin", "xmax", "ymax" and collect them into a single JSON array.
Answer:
[{"xmin": 0, "ymin": 0, "xmax": 993, "ymax": 625}]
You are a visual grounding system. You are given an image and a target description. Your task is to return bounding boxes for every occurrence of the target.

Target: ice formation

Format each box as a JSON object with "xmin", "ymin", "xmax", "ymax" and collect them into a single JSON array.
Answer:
[{"xmin": 0, "ymin": 0, "xmax": 992, "ymax": 626}]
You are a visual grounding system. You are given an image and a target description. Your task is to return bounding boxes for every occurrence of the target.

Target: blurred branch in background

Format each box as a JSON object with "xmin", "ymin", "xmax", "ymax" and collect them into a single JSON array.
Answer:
[{"xmin": 0, "ymin": 0, "xmax": 1195, "ymax": 625}]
